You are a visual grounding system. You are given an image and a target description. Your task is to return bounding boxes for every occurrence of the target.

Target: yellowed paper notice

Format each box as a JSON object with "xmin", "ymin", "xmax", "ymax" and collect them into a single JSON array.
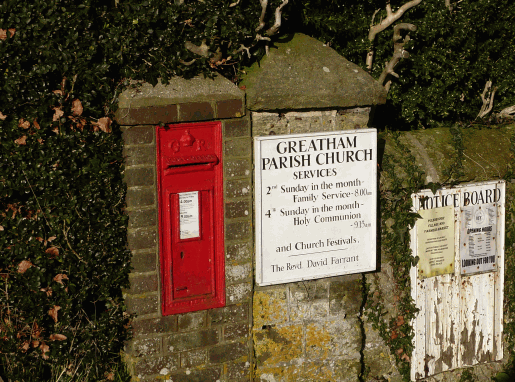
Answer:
[{"xmin": 417, "ymin": 205, "xmax": 455, "ymax": 279}]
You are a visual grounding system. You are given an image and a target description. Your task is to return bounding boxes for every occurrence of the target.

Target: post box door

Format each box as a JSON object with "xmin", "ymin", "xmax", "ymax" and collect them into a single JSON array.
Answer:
[{"xmin": 157, "ymin": 122, "xmax": 225, "ymax": 315}]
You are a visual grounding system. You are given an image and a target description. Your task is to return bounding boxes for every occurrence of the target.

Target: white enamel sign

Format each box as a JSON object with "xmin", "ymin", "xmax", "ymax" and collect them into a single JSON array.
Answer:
[{"xmin": 255, "ymin": 129, "xmax": 377, "ymax": 286}]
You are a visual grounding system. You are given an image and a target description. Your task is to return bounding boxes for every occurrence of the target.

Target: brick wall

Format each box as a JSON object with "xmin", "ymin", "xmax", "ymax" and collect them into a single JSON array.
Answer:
[{"xmin": 117, "ymin": 77, "xmax": 253, "ymax": 381}]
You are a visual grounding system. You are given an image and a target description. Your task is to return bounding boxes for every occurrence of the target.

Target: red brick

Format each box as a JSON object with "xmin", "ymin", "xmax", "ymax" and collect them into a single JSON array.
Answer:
[
  {"xmin": 217, "ymin": 99, "xmax": 244, "ymax": 119},
  {"xmin": 178, "ymin": 102, "xmax": 214, "ymax": 122}
]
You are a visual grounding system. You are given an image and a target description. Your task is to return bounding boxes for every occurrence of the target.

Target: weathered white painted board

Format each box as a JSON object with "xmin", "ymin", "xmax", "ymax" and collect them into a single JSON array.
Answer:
[{"xmin": 410, "ymin": 181, "xmax": 504, "ymax": 381}]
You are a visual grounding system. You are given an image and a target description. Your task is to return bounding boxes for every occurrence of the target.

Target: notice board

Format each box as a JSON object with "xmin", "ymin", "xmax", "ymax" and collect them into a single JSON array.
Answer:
[
  {"xmin": 254, "ymin": 129, "xmax": 377, "ymax": 286},
  {"xmin": 410, "ymin": 181, "xmax": 505, "ymax": 380}
]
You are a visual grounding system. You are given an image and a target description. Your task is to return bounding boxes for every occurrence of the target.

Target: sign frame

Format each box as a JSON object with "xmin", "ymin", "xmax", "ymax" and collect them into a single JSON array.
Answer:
[{"xmin": 254, "ymin": 129, "xmax": 377, "ymax": 286}]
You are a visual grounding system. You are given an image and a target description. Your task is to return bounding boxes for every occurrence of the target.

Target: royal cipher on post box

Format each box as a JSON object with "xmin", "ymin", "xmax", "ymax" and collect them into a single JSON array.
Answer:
[{"xmin": 156, "ymin": 122, "xmax": 225, "ymax": 315}]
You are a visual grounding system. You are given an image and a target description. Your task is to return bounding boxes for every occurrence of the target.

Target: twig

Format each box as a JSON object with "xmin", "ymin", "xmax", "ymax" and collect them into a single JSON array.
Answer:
[
  {"xmin": 256, "ymin": 0, "xmax": 268, "ymax": 32},
  {"xmin": 477, "ymin": 80, "xmax": 497, "ymax": 119},
  {"xmin": 266, "ymin": 0, "xmax": 289, "ymax": 36},
  {"xmin": 366, "ymin": 0, "xmax": 422, "ymax": 71}
]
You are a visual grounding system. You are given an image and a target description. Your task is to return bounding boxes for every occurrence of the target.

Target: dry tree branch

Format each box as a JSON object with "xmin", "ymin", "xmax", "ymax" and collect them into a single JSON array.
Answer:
[
  {"xmin": 256, "ymin": 0, "xmax": 268, "ymax": 32},
  {"xmin": 445, "ymin": 0, "xmax": 453, "ymax": 11},
  {"xmin": 184, "ymin": 40, "xmax": 210, "ymax": 57},
  {"xmin": 378, "ymin": 23, "xmax": 417, "ymax": 93},
  {"xmin": 477, "ymin": 80, "xmax": 498, "ymax": 119},
  {"xmin": 499, "ymin": 105, "xmax": 515, "ymax": 119},
  {"xmin": 266, "ymin": 0, "xmax": 289, "ymax": 36},
  {"xmin": 366, "ymin": 0, "xmax": 422, "ymax": 71},
  {"xmin": 229, "ymin": 0, "xmax": 241, "ymax": 7}
]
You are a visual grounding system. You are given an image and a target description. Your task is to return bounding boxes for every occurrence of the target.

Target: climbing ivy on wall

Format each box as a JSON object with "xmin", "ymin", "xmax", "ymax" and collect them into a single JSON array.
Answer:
[
  {"xmin": 367, "ymin": 133, "xmax": 425, "ymax": 381},
  {"xmin": 0, "ymin": 0, "xmax": 290, "ymax": 380}
]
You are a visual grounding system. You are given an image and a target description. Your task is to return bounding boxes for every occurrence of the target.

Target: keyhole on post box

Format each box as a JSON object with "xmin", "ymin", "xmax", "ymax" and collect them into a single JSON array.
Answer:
[{"xmin": 180, "ymin": 251, "xmax": 184, "ymax": 259}]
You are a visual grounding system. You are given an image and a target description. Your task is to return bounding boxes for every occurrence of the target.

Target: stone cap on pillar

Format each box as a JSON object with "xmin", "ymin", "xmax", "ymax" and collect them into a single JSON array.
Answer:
[
  {"xmin": 115, "ymin": 75, "xmax": 245, "ymax": 125},
  {"xmin": 240, "ymin": 33, "xmax": 387, "ymax": 111}
]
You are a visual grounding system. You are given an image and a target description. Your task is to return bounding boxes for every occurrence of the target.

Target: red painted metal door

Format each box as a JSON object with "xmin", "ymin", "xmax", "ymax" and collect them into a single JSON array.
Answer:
[{"xmin": 157, "ymin": 122, "xmax": 225, "ymax": 315}]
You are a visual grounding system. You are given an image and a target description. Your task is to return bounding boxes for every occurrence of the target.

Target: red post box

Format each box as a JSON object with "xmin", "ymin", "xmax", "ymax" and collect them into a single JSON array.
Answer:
[{"xmin": 156, "ymin": 122, "xmax": 225, "ymax": 315}]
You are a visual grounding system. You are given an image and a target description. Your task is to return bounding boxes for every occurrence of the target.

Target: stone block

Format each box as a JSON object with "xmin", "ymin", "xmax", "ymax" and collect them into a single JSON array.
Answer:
[
  {"xmin": 251, "ymin": 112, "xmax": 289, "ymax": 136},
  {"xmin": 134, "ymin": 354, "xmax": 180, "ymax": 376},
  {"xmin": 224, "ymin": 118, "xmax": 250, "ymax": 138},
  {"xmin": 180, "ymin": 348, "xmax": 207, "ymax": 368},
  {"xmin": 225, "ymin": 178, "xmax": 251, "ymax": 199},
  {"xmin": 165, "ymin": 367, "xmax": 222, "ymax": 382},
  {"xmin": 117, "ymin": 104, "xmax": 179, "ymax": 125},
  {"xmin": 226, "ymin": 242, "xmax": 253, "ymax": 262},
  {"xmin": 178, "ymin": 101, "xmax": 214, "ymax": 122},
  {"xmin": 336, "ymin": 107, "xmax": 370, "ymax": 130},
  {"xmin": 132, "ymin": 316, "xmax": 178, "ymax": 336},
  {"xmin": 124, "ymin": 167, "xmax": 155, "ymax": 187},
  {"xmin": 166, "ymin": 329, "xmax": 219, "ymax": 353},
  {"xmin": 128, "ymin": 208, "xmax": 157, "ymax": 229},
  {"xmin": 177, "ymin": 310, "xmax": 207, "ymax": 332},
  {"xmin": 226, "ymin": 282, "xmax": 252, "ymax": 304},
  {"xmin": 127, "ymin": 227, "xmax": 157, "ymax": 251},
  {"xmin": 225, "ymin": 199, "xmax": 251, "ymax": 220},
  {"xmin": 253, "ymin": 325, "xmax": 303, "ymax": 365},
  {"xmin": 126, "ymin": 187, "xmax": 155, "ymax": 208},
  {"xmin": 329, "ymin": 274, "xmax": 362, "ymax": 316},
  {"xmin": 123, "ymin": 144, "xmax": 156, "ymax": 167},
  {"xmin": 125, "ymin": 293, "xmax": 159, "ymax": 316},
  {"xmin": 129, "ymin": 336, "xmax": 162, "ymax": 357},
  {"xmin": 128, "ymin": 273, "xmax": 159, "ymax": 294},
  {"xmin": 224, "ymin": 158, "xmax": 251, "ymax": 178},
  {"xmin": 225, "ymin": 220, "xmax": 251, "ymax": 242},
  {"xmin": 217, "ymin": 99, "xmax": 244, "ymax": 119},
  {"xmin": 209, "ymin": 303, "xmax": 249, "ymax": 326},
  {"xmin": 286, "ymin": 110, "xmax": 337, "ymax": 134},
  {"xmin": 289, "ymin": 280, "xmax": 329, "ymax": 302},
  {"xmin": 122, "ymin": 125, "xmax": 154, "ymax": 145},
  {"xmin": 253, "ymin": 290, "xmax": 288, "ymax": 327},
  {"xmin": 131, "ymin": 251, "xmax": 157, "ymax": 273},
  {"xmin": 226, "ymin": 263, "xmax": 252, "ymax": 284},
  {"xmin": 224, "ymin": 322, "xmax": 249, "ymax": 341},
  {"xmin": 224, "ymin": 137, "xmax": 252, "ymax": 158},
  {"xmin": 208, "ymin": 341, "xmax": 248, "ymax": 364},
  {"xmin": 226, "ymin": 360, "xmax": 251, "ymax": 382}
]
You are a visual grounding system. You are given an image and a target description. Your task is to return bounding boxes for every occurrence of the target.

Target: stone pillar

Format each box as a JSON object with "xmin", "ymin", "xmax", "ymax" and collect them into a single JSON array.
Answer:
[{"xmin": 116, "ymin": 75, "xmax": 253, "ymax": 382}]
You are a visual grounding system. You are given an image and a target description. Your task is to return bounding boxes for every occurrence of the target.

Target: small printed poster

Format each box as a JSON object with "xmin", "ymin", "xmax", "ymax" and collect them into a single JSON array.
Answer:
[
  {"xmin": 460, "ymin": 203, "xmax": 497, "ymax": 275},
  {"xmin": 179, "ymin": 191, "xmax": 200, "ymax": 239},
  {"xmin": 417, "ymin": 205, "xmax": 455, "ymax": 279}
]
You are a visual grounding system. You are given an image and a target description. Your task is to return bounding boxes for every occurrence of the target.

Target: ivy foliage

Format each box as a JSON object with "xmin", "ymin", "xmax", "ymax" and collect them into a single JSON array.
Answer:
[
  {"xmin": 366, "ymin": 133, "xmax": 425, "ymax": 381},
  {"xmin": 0, "ymin": 0, "xmax": 287, "ymax": 380},
  {"xmin": 300, "ymin": 0, "xmax": 515, "ymax": 128}
]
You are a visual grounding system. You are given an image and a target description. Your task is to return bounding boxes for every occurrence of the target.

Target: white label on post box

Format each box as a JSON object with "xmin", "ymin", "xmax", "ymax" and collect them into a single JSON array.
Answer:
[
  {"xmin": 460, "ymin": 203, "xmax": 497, "ymax": 274},
  {"xmin": 254, "ymin": 129, "xmax": 377, "ymax": 286},
  {"xmin": 179, "ymin": 191, "xmax": 200, "ymax": 239}
]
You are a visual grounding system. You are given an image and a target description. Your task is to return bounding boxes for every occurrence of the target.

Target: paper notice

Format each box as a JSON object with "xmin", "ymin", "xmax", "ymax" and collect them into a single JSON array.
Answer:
[
  {"xmin": 460, "ymin": 203, "xmax": 497, "ymax": 275},
  {"xmin": 179, "ymin": 191, "xmax": 200, "ymax": 239},
  {"xmin": 417, "ymin": 205, "xmax": 455, "ymax": 279}
]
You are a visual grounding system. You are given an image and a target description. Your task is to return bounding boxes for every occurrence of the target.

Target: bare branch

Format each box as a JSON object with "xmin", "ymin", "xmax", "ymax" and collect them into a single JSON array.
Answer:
[
  {"xmin": 445, "ymin": 0, "xmax": 453, "ymax": 11},
  {"xmin": 378, "ymin": 23, "xmax": 417, "ymax": 91},
  {"xmin": 368, "ymin": 0, "xmax": 422, "ymax": 41},
  {"xmin": 477, "ymin": 80, "xmax": 498, "ymax": 119},
  {"xmin": 266, "ymin": 0, "xmax": 289, "ymax": 36},
  {"xmin": 499, "ymin": 105, "xmax": 515, "ymax": 119},
  {"xmin": 179, "ymin": 59, "xmax": 197, "ymax": 66},
  {"xmin": 185, "ymin": 40, "xmax": 209, "ymax": 57},
  {"xmin": 229, "ymin": 0, "xmax": 241, "ymax": 7},
  {"xmin": 256, "ymin": 0, "xmax": 268, "ymax": 32},
  {"xmin": 366, "ymin": 0, "xmax": 422, "ymax": 71}
]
